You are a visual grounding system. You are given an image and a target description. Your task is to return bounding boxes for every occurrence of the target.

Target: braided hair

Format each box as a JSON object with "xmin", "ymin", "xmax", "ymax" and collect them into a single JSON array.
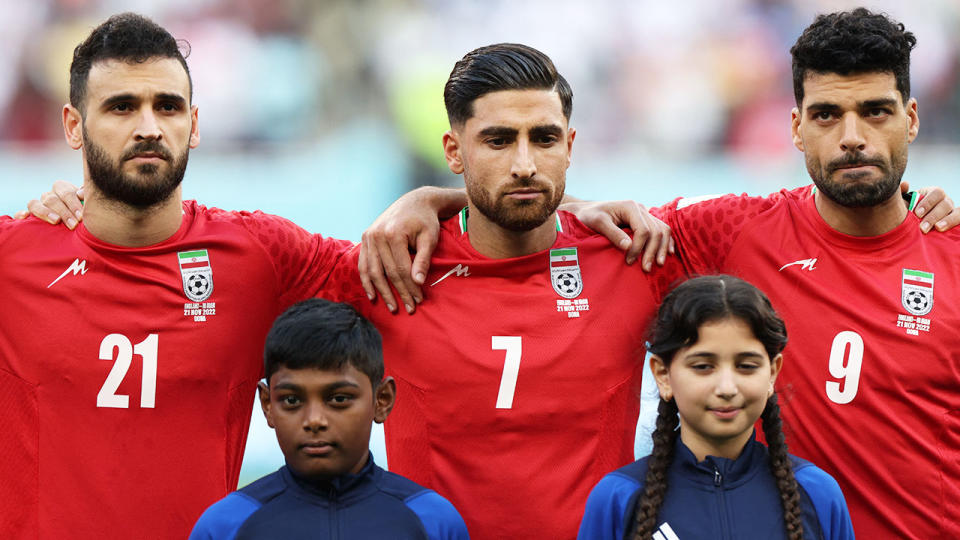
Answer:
[{"xmin": 632, "ymin": 275, "xmax": 803, "ymax": 540}]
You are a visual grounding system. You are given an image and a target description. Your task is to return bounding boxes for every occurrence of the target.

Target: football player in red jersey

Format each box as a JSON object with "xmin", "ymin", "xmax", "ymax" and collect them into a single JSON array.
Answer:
[{"xmin": 0, "ymin": 13, "xmax": 459, "ymax": 539}]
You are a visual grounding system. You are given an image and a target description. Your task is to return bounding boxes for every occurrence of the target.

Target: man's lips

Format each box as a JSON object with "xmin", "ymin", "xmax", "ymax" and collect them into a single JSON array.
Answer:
[{"xmin": 505, "ymin": 188, "xmax": 545, "ymax": 200}]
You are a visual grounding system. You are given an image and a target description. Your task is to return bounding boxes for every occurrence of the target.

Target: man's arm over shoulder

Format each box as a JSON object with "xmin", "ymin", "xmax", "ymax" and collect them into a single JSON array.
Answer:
[
  {"xmin": 188, "ymin": 492, "xmax": 262, "ymax": 540},
  {"xmin": 652, "ymin": 187, "xmax": 803, "ymax": 274}
]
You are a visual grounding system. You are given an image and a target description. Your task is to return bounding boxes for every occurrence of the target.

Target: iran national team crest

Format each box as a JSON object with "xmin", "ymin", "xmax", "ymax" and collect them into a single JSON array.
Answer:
[
  {"xmin": 550, "ymin": 247, "xmax": 583, "ymax": 298},
  {"xmin": 178, "ymin": 249, "xmax": 214, "ymax": 302},
  {"xmin": 901, "ymin": 268, "xmax": 934, "ymax": 316}
]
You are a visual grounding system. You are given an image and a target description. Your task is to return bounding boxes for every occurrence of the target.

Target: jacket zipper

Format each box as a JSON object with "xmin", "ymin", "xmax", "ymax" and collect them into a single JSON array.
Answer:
[{"xmin": 714, "ymin": 467, "xmax": 732, "ymax": 540}]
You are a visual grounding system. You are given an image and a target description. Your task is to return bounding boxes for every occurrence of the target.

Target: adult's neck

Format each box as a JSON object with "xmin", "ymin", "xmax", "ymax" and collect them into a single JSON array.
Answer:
[
  {"xmin": 466, "ymin": 206, "xmax": 558, "ymax": 259},
  {"xmin": 814, "ymin": 190, "xmax": 907, "ymax": 237},
  {"xmin": 82, "ymin": 186, "xmax": 184, "ymax": 247}
]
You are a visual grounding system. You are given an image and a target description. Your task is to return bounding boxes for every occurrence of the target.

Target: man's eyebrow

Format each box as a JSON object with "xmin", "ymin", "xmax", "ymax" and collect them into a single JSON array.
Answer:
[
  {"xmin": 101, "ymin": 93, "xmax": 138, "ymax": 108},
  {"xmin": 805, "ymin": 102, "xmax": 841, "ymax": 113},
  {"xmin": 529, "ymin": 124, "xmax": 564, "ymax": 138},
  {"xmin": 155, "ymin": 93, "xmax": 188, "ymax": 106},
  {"xmin": 478, "ymin": 126, "xmax": 518, "ymax": 138},
  {"xmin": 860, "ymin": 98, "xmax": 898, "ymax": 109}
]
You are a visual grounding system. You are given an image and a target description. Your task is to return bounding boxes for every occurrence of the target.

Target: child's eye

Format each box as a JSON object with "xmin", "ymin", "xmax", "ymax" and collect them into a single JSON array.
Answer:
[
  {"xmin": 329, "ymin": 394, "xmax": 354, "ymax": 407},
  {"xmin": 690, "ymin": 363, "xmax": 713, "ymax": 372},
  {"xmin": 280, "ymin": 395, "xmax": 300, "ymax": 407}
]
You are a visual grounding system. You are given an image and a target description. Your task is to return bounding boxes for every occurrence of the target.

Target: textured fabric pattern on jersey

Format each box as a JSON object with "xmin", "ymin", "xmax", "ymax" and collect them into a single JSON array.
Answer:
[
  {"xmin": 0, "ymin": 205, "xmax": 352, "ymax": 539},
  {"xmin": 189, "ymin": 458, "xmax": 469, "ymax": 540},
  {"xmin": 577, "ymin": 437, "xmax": 854, "ymax": 540},
  {"xmin": 657, "ymin": 186, "xmax": 960, "ymax": 538},
  {"xmin": 323, "ymin": 211, "xmax": 685, "ymax": 540}
]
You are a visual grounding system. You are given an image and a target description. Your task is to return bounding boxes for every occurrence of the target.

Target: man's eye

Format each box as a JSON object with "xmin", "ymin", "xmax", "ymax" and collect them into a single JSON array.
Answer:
[
  {"xmin": 867, "ymin": 108, "xmax": 889, "ymax": 118},
  {"xmin": 158, "ymin": 102, "xmax": 179, "ymax": 112},
  {"xmin": 112, "ymin": 103, "xmax": 132, "ymax": 112},
  {"xmin": 814, "ymin": 111, "xmax": 834, "ymax": 121},
  {"xmin": 487, "ymin": 138, "xmax": 507, "ymax": 147}
]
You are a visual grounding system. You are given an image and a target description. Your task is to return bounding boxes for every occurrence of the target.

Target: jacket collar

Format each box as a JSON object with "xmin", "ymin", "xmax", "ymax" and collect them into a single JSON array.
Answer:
[{"xmin": 672, "ymin": 431, "xmax": 768, "ymax": 488}]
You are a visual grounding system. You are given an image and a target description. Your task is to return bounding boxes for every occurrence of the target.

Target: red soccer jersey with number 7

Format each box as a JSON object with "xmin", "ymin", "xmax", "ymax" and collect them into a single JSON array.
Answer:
[
  {"xmin": 324, "ymin": 210, "xmax": 685, "ymax": 540},
  {"xmin": 654, "ymin": 185, "xmax": 960, "ymax": 539},
  {"xmin": 0, "ymin": 202, "xmax": 351, "ymax": 539}
]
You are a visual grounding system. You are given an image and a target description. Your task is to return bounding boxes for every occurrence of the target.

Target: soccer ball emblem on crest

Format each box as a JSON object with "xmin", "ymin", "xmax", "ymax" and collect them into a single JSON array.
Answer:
[
  {"xmin": 903, "ymin": 290, "xmax": 931, "ymax": 315},
  {"xmin": 554, "ymin": 272, "xmax": 580, "ymax": 296},
  {"xmin": 186, "ymin": 274, "xmax": 211, "ymax": 299}
]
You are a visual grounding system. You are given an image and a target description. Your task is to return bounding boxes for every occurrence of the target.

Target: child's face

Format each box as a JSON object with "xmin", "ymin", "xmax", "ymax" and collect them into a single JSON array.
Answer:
[
  {"xmin": 258, "ymin": 364, "xmax": 394, "ymax": 481},
  {"xmin": 651, "ymin": 317, "xmax": 782, "ymax": 462}
]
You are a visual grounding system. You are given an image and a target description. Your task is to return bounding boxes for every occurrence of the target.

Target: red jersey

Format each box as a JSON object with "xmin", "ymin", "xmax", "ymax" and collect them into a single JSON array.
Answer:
[
  {"xmin": 0, "ymin": 202, "xmax": 351, "ymax": 539},
  {"xmin": 325, "ymin": 210, "xmax": 684, "ymax": 540},
  {"xmin": 657, "ymin": 186, "xmax": 960, "ymax": 539}
]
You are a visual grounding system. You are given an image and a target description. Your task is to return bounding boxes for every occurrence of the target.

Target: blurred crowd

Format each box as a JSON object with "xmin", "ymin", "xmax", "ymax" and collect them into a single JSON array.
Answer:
[{"xmin": 2, "ymin": 0, "xmax": 959, "ymax": 188}]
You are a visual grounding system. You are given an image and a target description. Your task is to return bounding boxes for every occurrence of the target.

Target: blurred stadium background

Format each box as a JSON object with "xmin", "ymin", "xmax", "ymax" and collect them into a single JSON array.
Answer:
[{"xmin": 2, "ymin": 0, "xmax": 958, "ymax": 486}]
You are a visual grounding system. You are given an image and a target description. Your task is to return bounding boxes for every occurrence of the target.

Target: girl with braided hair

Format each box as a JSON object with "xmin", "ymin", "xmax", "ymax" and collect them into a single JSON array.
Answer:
[{"xmin": 577, "ymin": 276, "xmax": 854, "ymax": 540}]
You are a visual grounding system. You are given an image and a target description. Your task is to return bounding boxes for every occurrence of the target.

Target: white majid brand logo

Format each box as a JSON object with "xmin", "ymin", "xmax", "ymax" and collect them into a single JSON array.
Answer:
[
  {"xmin": 430, "ymin": 264, "xmax": 470, "ymax": 287},
  {"xmin": 47, "ymin": 258, "xmax": 89, "ymax": 288},
  {"xmin": 779, "ymin": 257, "xmax": 817, "ymax": 272},
  {"xmin": 653, "ymin": 522, "xmax": 680, "ymax": 540}
]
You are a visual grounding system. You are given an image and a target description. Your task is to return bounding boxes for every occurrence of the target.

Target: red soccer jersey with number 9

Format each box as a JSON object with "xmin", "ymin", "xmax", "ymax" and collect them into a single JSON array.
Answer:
[
  {"xmin": 324, "ymin": 210, "xmax": 685, "ymax": 540},
  {"xmin": 655, "ymin": 185, "xmax": 960, "ymax": 539},
  {"xmin": 0, "ymin": 202, "xmax": 351, "ymax": 539}
]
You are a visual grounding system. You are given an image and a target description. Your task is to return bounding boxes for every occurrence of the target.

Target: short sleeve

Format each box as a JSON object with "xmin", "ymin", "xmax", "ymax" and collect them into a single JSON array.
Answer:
[{"xmin": 230, "ymin": 210, "xmax": 355, "ymax": 309}]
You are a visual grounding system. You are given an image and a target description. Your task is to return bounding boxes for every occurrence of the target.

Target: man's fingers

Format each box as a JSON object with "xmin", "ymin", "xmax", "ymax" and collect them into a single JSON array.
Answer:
[
  {"xmin": 53, "ymin": 180, "xmax": 84, "ymax": 222},
  {"xmin": 358, "ymin": 243, "xmax": 379, "ymax": 302},
  {"xmin": 32, "ymin": 195, "xmax": 76, "ymax": 228},
  {"xmin": 411, "ymin": 231, "xmax": 438, "ymax": 289},
  {"xmin": 359, "ymin": 239, "xmax": 398, "ymax": 313},
  {"xmin": 386, "ymin": 232, "xmax": 419, "ymax": 313},
  {"xmin": 913, "ymin": 187, "xmax": 955, "ymax": 233}
]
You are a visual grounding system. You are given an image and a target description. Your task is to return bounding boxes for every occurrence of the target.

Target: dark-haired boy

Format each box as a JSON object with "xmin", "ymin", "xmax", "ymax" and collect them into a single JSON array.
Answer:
[{"xmin": 190, "ymin": 299, "xmax": 469, "ymax": 539}]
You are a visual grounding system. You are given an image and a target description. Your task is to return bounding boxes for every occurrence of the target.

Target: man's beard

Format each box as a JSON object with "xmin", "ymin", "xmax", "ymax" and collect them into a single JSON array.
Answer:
[
  {"xmin": 467, "ymin": 175, "xmax": 565, "ymax": 232},
  {"xmin": 807, "ymin": 149, "xmax": 906, "ymax": 208},
  {"xmin": 83, "ymin": 128, "xmax": 188, "ymax": 210}
]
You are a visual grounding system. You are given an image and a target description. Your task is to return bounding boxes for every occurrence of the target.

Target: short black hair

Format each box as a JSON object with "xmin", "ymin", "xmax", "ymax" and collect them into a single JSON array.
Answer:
[
  {"xmin": 791, "ymin": 8, "xmax": 916, "ymax": 107},
  {"xmin": 444, "ymin": 43, "xmax": 573, "ymax": 127},
  {"xmin": 264, "ymin": 299, "xmax": 384, "ymax": 388},
  {"xmin": 70, "ymin": 12, "xmax": 193, "ymax": 112}
]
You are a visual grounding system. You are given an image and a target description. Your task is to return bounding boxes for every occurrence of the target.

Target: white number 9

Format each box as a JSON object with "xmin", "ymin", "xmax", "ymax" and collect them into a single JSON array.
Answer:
[{"xmin": 825, "ymin": 331, "xmax": 863, "ymax": 405}]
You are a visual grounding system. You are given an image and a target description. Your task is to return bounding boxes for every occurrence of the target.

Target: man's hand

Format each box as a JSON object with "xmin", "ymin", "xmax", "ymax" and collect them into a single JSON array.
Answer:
[
  {"xmin": 904, "ymin": 182, "xmax": 959, "ymax": 233},
  {"xmin": 359, "ymin": 186, "xmax": 467, "ymax": 314},
  {"xmin": 16, "ymin": 181, "xmax": 85, "ymax": 229},
  {"xmin": 559, "ymin": 200, "xmax": 674, "ymax": 270}
]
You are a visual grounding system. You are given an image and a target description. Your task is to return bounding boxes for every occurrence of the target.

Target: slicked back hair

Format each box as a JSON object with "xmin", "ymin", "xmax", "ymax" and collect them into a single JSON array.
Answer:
[
  {"xmin": 264, "ymin": 299, "xmax": 384, "ymax": 390},
  {"xmin": 791, "ymin": 8, "xmax": 916, "ymax": 107},
  {"xmin": 444, "ymin": 43, "xmax": 573, "ymax": 128},
  {"xmin": 70, "ymin": 12, "xmax": 193, "ymax": 113},
  {"xmin": 632, "ymin": 276, "xmax": 804, "ymax": 540}
]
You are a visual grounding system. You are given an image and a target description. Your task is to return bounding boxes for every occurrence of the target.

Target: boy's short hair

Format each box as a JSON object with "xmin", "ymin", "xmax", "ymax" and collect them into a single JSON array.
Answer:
[{"xmin": 264, "ymin": 299, "xmax": 384, "ymax": 387}]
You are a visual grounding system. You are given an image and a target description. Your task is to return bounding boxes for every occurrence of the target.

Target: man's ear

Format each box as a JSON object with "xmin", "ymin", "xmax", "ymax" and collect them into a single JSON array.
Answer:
[
  {"xmin": 649, "ymin": 355, "xmax": 673, "ymax": 401},
  {"xmin": 565, "ymin": 127, "xmax": 576, "ymax": 168},
  {"xmin": 373, "ymin": 377, "xmax": 396, "ymax": 424},
  {"xmin": 257, "ymin": 380, "xmax": 276, "ymax": 429},
  {"xmin": 443, "ymin": 130, "xmax": 464, "ymax": 174},
  {"xmin": 906, "ymin": 98, "xmax": 919, "ymax": 144},
  {"xmin": 63, "ymin": 105, "xmax": 83, "ymax": 150},
  {"xmin": 791, "ymin": 107, "xmax": 804, "ymax": 152},
  {"xmin": 189, "ymin": 104, "xmax": 200, "ymax": 148}
]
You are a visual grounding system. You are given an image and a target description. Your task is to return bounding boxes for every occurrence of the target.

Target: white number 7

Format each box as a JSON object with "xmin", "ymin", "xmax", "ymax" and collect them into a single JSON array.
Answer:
[{"xmin": 493, "ymin": 336, "xmax": 522, "ymax": 409}]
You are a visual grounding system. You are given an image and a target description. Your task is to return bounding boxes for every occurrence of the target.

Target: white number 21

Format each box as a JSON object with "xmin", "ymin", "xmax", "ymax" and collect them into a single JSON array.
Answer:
[
  {"xmin": 493, "ymin": 336, "xmax": 522, "ymax": 409},
  {"xmin": 97, "ymin": 333, "xmax": 159, "ymax": 409},
  {"xmin": 825, "ymin": 331, "xmax": 863, "ymax": 405}
]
